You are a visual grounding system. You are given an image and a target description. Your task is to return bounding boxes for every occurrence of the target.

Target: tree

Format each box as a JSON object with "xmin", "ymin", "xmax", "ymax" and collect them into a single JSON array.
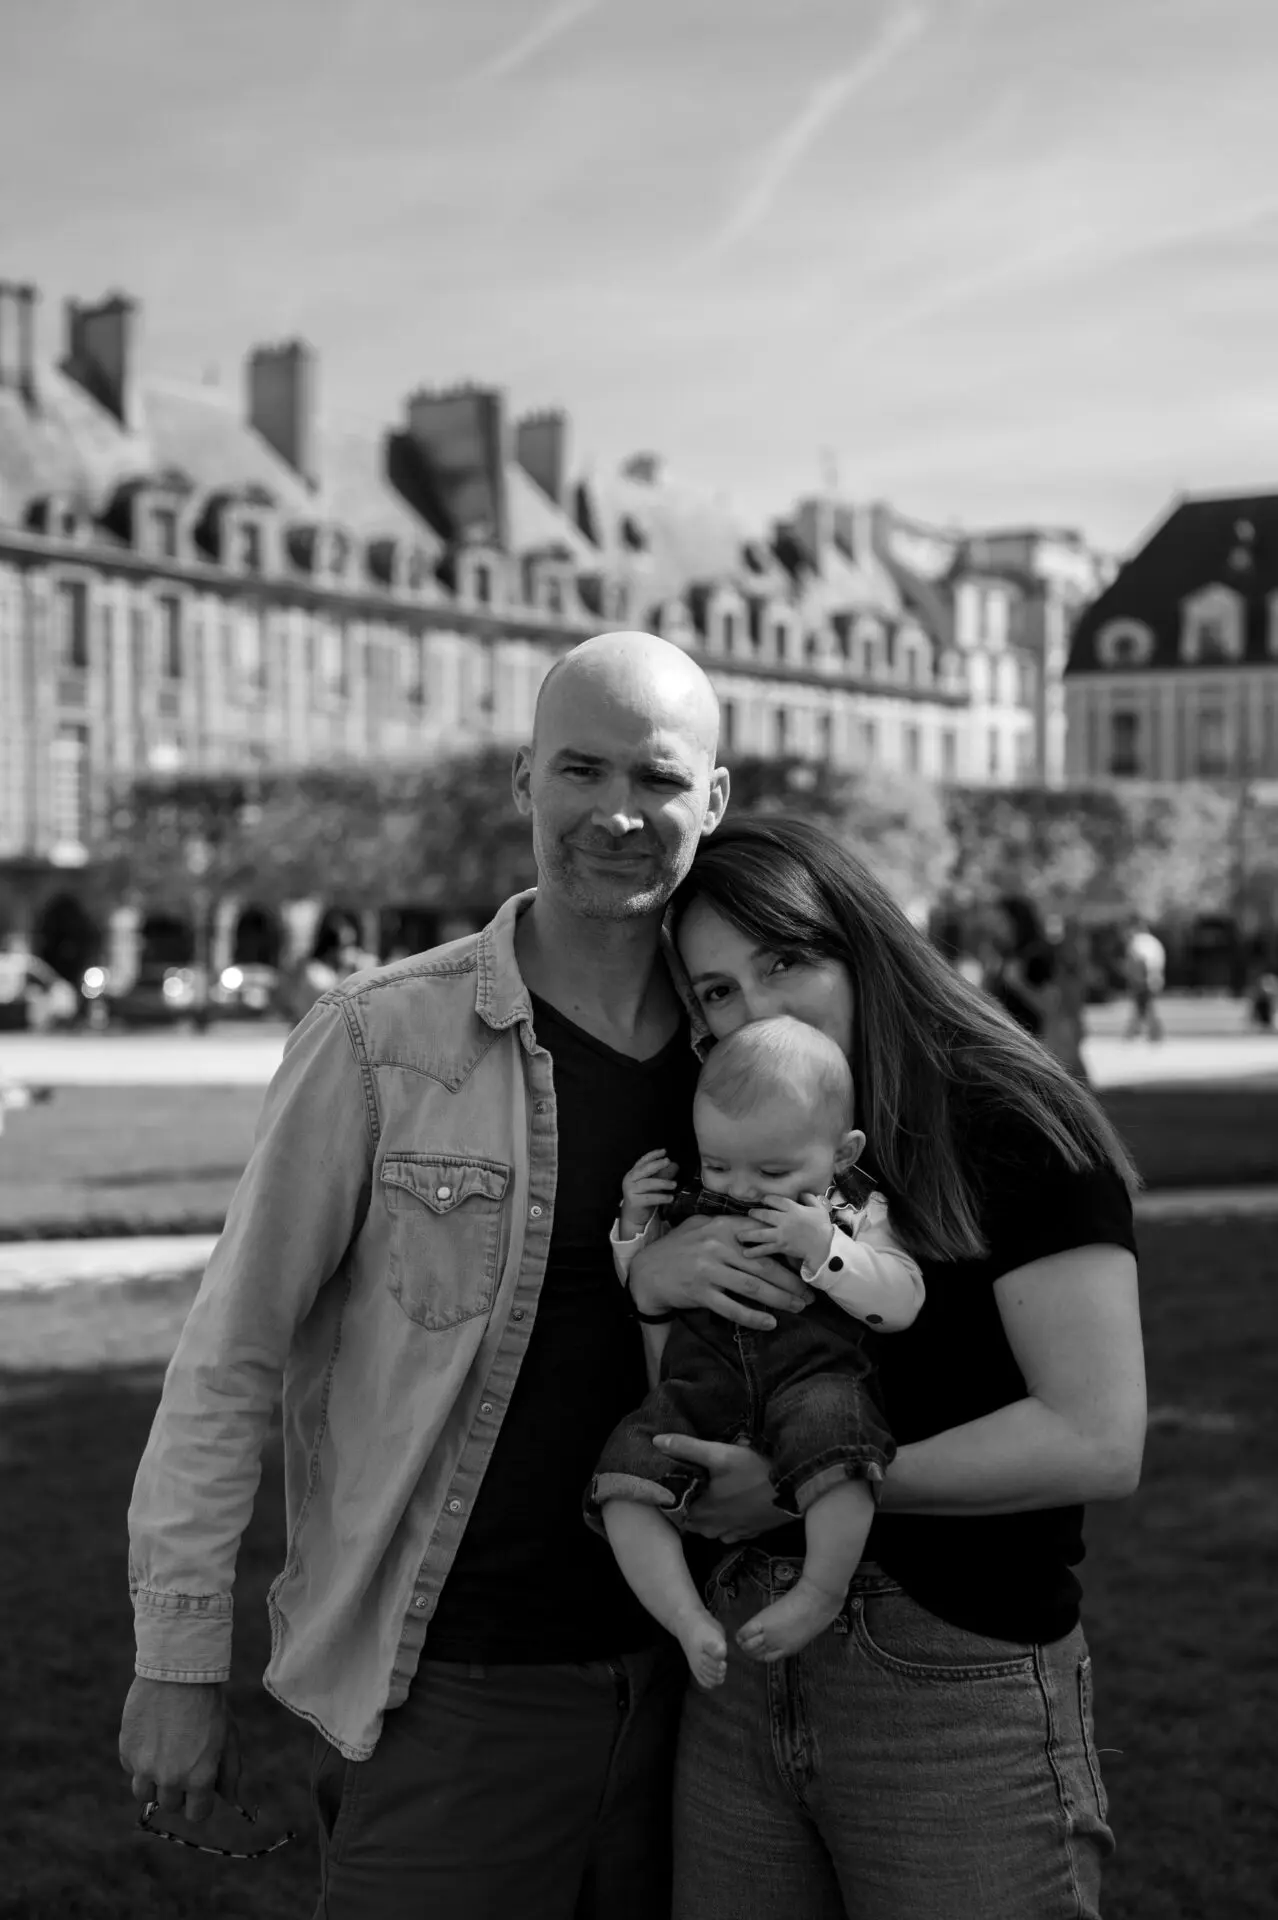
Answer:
[{"xmin": 725, "ymin": 757, "xmax": 954, "ymax": 913}]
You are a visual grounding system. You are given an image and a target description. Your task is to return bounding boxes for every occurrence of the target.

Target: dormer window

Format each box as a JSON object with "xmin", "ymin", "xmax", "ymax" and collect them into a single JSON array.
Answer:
[
  {"xmin": 241, "ymin": 521, "xmax": 263, "ymax": 575},
  {"xmin": 719, "ymin": 608, "xmax": 737, "ymax": 653},
  {"xmin": 1181, "ymin": 586, "xmax": 1244, "ymax": 664},
  {"xmin": 1096, "ymin": 619, "xmax": 1155, "ymax": 668},
  {"xmin": 153, "ymin": 507, "xmax": 179, "ymax": 560},
  {"xmin": 474, "ymin": 562, "xmax": 492, "ymax": 606}
]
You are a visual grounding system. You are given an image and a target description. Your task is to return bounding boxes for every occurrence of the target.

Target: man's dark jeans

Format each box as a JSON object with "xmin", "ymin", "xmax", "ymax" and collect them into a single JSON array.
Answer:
[{"xmin": 310, "ymin": 1642, "xmax": 683, "ymax": 1920}]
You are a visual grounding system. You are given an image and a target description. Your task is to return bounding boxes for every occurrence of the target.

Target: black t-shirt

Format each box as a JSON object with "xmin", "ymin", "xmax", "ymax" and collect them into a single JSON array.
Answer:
[
  {"xmin": 426, "ymin": 993, "xmax": 702, "ymax": 1663},
  {"xmin": 770, "ymin": 1102, "xmax": 1137, "ymax": 1645}
]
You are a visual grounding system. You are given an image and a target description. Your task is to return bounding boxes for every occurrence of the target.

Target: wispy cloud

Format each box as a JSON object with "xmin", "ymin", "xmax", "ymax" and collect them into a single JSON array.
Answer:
[
  {"xmin": 709, "ymin": 1, "xmax": 929, "ymax": 253},
  {"xmin": 473, "ymin": 0, "xmax": 601, "ymax": 84}
]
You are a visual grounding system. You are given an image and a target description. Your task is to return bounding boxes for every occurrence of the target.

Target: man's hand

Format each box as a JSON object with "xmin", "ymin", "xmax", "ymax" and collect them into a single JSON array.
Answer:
[
  {"xmin": 655, "ymin": 1435, "xmax": 788, "ymax": 1542},
  {"xmin": 119, "ymin": 1676, "xmax": 241, "ymax": 1825},
  {"xmin": 628, "ymin": 1214, "xmax": 812, "ymax": 1331},
  {"xmin": 738, "ymin": 1192, "xmax": 833, "ymax": 1273},
  {"xmin": 618, "ymin": 1149, "xmax": 679, "ymax": 1241}
]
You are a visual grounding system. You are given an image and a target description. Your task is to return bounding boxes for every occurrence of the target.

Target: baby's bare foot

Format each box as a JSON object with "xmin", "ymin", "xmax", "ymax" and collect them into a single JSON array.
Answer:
[
  {"xmin": 736, "ymin": 1577, "xmax": 846, "ymax": 1663},
  {"xmin": 674, "ymin": 1606, "xmax": 729, "ymax": 1689}
]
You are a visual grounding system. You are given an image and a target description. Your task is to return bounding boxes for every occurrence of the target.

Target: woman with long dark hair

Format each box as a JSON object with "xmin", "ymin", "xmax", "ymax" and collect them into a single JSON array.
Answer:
[{"xmin": 627, "ymin": 816, "xmax": 1145, "ymax": 1920}]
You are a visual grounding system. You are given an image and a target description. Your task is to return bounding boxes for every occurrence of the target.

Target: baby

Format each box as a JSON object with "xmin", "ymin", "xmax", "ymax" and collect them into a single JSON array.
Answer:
[{"xmin": 589, "ymin": 1016, "xmax": 924, "ymax": 1688}]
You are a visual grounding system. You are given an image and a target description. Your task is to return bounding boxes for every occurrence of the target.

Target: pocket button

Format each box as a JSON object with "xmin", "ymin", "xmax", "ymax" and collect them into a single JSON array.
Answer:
[{"xmin": 435, "ymin": 1184, "xmax": 452, "ymax": 1200}]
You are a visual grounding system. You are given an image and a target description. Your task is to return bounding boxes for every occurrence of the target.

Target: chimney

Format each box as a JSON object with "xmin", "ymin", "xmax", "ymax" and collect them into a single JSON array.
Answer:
[
  {"xmin": 0, "ymin": 282, "xmax": 38, "ymax": 405},
  {"xmin": 248, "ymin": 339, "xmax": 319, "ymax": 489},
  {"xmin": 405, "ymin": 383, "xmax": 509, "ymax": 548},
  {"xmin": 516, "ymin": 408, "xmax": 568, "ymax": 505},
  {"xmin": 63, "ymin": 291, "xmax": 140, "ymax": 428},
  {"xmin": 793, "ymin": 497, "xmax": 835, "ymax": 568}
]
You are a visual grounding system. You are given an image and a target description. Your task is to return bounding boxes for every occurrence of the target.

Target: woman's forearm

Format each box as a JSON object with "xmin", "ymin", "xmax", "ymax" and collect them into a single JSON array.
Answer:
[{"xmin": 879, "ymin": 1396, "xmax": 1142, "ymax": 1517}]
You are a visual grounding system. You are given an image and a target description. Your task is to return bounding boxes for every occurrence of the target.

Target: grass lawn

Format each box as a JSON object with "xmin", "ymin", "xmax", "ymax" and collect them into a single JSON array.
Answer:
[
  {"xmin": 2, "ymin": 1216, "xmax": 1276, "ymax": 1917},
  {"xmin": 0, "ymin": 1087, "xmax": 262, "ymax": 1240},
  {"xmin": 2, "ymin": 1077, "xmax": 1277, "ymax": 1243}
]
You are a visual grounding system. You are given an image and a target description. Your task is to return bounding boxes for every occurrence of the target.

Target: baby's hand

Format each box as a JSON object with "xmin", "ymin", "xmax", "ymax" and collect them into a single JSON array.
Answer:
[
  {"xmin": 618, "ymin": 1150, "xmax": 679, "ymax": 1238},
  {"xmin": 740, "ymin": 1193, "xmax": 833, "ymax": 1272}
]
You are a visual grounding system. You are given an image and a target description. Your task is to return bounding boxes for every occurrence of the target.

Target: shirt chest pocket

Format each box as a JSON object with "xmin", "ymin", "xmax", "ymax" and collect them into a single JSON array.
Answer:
[{"xmin": 380, "ymin": 1153, "xmax": 511, "ymax": 1330}]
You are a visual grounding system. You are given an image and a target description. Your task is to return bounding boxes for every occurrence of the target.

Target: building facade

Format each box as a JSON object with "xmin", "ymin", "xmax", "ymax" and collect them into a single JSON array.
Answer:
[
  {"xmin": 1064, "ymin": 491, "xmax": 1278, "ymax": 784},
  {"xmin": 0, "ymin": 275, "xmax": 1100, "ymax": 977}
]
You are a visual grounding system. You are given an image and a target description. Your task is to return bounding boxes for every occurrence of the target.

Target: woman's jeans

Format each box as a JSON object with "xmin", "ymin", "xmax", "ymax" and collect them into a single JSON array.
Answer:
[{"xmin": 674, "ymin": 1551, "xmax": 1114, "ymax": 1920}]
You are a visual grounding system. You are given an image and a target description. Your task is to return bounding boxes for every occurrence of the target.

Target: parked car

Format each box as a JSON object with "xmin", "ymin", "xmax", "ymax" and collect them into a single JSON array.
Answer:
[
  {"xmin": 208, "ymin": 962, "xmax": 281, "ymax": 1019},
  {"xmin": 82, "ymin": 960, "xmax": 212, "ymax": 1030},
  {"xmin": 0, "ymin": 952, "xmax": 81, "ymax": 1031}
]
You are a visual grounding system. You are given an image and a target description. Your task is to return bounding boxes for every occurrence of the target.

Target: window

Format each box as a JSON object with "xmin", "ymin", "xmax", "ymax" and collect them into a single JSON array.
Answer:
[
  {"xmin": 153, "ymin": 507, "xmax": 179, "ymax": 559},
  {"xmin": 157, "ymin": 596, "xmax": 182, "ymax": 680},
  {"xmin": 1109, "ymin": 710, "xmax": 1140, "ymax": 776},
  {"xmin": 720, "ymin": 700, "xmax": 736, "ymax": 755},
  {"xmin": 1096, "ymin": 620, "xmax": 1154, "ymax": 669},
  {"xmin": 1196, "ymin": 707, "xmax": 1229, "ymax": 777},
  {"xmin": 906, "ymin": 648, "xmax": 921, "ymax": 686},
  {"xmin": 314, "ymin": 618, "xmax": 346, "ymax": 699},
  {"xmin": 817, "ymin": 711, "xmax": 833, "ymax": 760},
  {"xmin": 904, "ymin": 724, "xmax": 921, "ymax": 774},
  {"xmin": 721, "ymin": 610, "xmax": 737, "ymax": 652},
  {"xmin": 774, "ymin": 707, "xmax": 790, "ymax": 754},
  {"xmin": 987, "ymin": 728, "xmax": 1000, "ymax": 779},
  {"xmin": 861, "ymin": 717, "xmax": 877, "ymax": 763},
  {"xmin": 1015, "ymin": 730, "xmax": 1036, "ymax": 777},
  {"xmin": 237, "ymin": 609, "xmax": 266, "ymax": 692},
  {"xmin": 1181, "ymin": 587, "xmax": 1243, "ymax": 664},
  {"xmin": 51, "ymin": 723, "xmax": 89, "ymax": 845},
  {"xmin": 772, "ymin": 621, "xmax": 789, "ymax": 658},
  {"xmin": 544, "ymin": 575, "xmax": 564, "ymax": 617},
  {"xmin": 240, "ymin": 520, "xmax": 263, "ymax": 575},
  {"xmin": 473, "ymin": 562, "xmax": 493, "ymax": 607},
  {"xmin": 403, "ymin": 633, "xmax": 426, "ymax": 705},
  {"xmin": 941, "ymin": 728, "xmax": 958, "ymax": 779},
  {"xmin": 862, "ymin": 637, "xmax": 879, "ymax": 678},
  {"xmin": 55, "ymin": 580, "xmax": 90, "ymax": 670}
]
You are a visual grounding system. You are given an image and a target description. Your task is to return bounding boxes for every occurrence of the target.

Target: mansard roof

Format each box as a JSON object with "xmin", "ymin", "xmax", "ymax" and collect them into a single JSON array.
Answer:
[
  {"xmin": 0, "ymin": 361, "xmax": 446, "ymax": 563},
  {"xmin": 1067, "ymin": 490, "xmax": 1278, "ymax": 676}
]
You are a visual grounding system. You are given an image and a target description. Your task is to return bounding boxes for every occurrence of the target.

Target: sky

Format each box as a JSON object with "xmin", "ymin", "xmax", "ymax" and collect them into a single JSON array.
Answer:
[{"xmin": 3, "ymin": 0, "xmax": 1278, "ymax": 553}]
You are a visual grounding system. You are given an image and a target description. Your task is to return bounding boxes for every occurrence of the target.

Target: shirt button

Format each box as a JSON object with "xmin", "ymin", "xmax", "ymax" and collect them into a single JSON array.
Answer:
[
  {"xmin": 529, "ymin": 1205, "xmax": 543, "ymax": 1218},
  {"xmin": 413, "ymin": 1595, "xmax": 429, "ymax": 1611},
  {"xmin": 512, "ymin": 1308, "xmax": 525, "ymax": 1321},
  {"xmin": 480, "ymin": 1401, "xmax": 494, "ymax": 1415},
  {"xmin": 447, "ymin": 1498, "xmax": 463, "ymax": 1514},
  {"xmin": 534, "ymin": 1102, "xmax": 548, "ymax": 1114},
  {"xmin": 435, "ymin": 1184, "xmax": 452, "ymax": 1200},
  {"xmin": 828, "ymin": 1256, "xmax": 844, "ymax": 1271}
]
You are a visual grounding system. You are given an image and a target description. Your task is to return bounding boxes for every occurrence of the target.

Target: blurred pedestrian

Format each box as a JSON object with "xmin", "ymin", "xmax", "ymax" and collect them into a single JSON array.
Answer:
[
  {"xmin": 988, "ymin": 895, "xmax": 1057, "ymax": 1040},
  {"xmin": 1042, "ymin": 921, "xmax": 1091, "ymax": 1084},
  {"xmin": 1249, "ymin": 969, "xmax": 1277, "ymax": 1031},
  {"xmin": 1124, "ymin": 918, "xmax": 1166, "ymax": 1042},
  {"xmin": 281, "ymin": 915, "xmax": 378, "ymax": 1026}
]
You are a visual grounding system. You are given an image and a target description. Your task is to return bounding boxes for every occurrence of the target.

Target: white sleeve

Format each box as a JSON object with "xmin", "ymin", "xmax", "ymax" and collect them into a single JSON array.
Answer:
[
  {"xmin": 610, "ymin": 1211, "xmax": 668, "ymax": 1284},
  {"xmin": 799, "ymin": 1193, "xmax": 925, "ymax": 1333}
]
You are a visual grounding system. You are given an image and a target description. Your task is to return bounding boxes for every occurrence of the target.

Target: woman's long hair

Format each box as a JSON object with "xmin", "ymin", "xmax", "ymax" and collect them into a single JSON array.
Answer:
[{"xmin": 670, "ymin": 816, "xmax": 1139, "ymax": 1265}]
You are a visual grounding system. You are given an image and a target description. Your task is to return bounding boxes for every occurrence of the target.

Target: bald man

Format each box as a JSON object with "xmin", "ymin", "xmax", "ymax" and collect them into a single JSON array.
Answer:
[{"xmin": 120, "ymin": 633, "xmax": 762, "ymax": 1918}]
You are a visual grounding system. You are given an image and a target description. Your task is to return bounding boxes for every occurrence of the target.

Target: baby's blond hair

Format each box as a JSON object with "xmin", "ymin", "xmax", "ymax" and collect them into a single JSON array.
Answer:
[{"xmin": 695, "ymin": 1016, "xmax": 854, "ymax": 1141}]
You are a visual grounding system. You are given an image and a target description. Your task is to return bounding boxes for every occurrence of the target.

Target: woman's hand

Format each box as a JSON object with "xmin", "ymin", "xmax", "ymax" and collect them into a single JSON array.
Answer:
[
  {"xmin": 654, "ymin": 1435, "xmax": 789, "ymax": 1542},
  {"xmin": 628, "ymin": 1215, "xmax": 813, "ymax": 1331}
]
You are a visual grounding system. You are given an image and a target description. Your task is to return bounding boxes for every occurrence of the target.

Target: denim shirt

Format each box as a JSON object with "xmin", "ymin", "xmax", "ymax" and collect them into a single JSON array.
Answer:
[{"xmin": 127, "ymin": 889, "xmax": 616, "ymax": 1761}]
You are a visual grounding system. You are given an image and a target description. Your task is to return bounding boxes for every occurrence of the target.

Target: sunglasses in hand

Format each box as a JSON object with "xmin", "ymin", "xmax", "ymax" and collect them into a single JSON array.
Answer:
[{"xmin": 137, "ymin": 1794, "xmax": 297, "ymax": 1861}]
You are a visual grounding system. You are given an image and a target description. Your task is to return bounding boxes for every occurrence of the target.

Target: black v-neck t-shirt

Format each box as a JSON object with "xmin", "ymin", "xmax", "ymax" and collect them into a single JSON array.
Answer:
[
  {"xmin": 770, "ymin": 1099, "xmax": 1138, "ymax": 1645},
  {"xmin": 427, "ymin": 993, "xmax": 702, "ymax": 1663}
]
